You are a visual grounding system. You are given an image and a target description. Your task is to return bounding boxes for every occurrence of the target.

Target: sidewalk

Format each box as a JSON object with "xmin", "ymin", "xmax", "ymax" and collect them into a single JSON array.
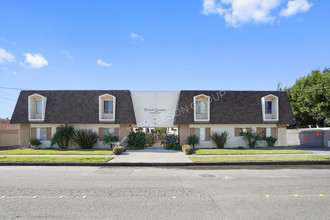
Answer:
[{"xmin": 108, "ymin": 148, "xmax": 192, "ymax": 163}]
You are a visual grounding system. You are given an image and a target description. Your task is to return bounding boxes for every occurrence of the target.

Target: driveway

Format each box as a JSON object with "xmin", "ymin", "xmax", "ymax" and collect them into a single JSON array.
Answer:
[{"xmin": 109, "ymin": 148, "xmax": 192, "ymax": 163}]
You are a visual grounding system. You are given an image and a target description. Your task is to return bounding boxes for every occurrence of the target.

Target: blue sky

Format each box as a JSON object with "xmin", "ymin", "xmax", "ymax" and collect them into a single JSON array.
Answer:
[{"xmin": 0, "ymin": 0, "xmax": 329, "ymax": 118}]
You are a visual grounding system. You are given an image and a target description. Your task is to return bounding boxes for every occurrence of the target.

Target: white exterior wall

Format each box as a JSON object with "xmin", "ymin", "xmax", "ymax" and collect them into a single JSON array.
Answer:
[
  {"xmin": 30, "ymin": 124, "xmax": 120, "ymax": 149},
  {"xmin": 189, "ymin": 124, "xmax": 282, "ymax": 148}
]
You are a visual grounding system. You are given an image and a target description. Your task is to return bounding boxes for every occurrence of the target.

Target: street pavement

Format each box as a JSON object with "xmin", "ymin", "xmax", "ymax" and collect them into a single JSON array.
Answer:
[{"xmin": 1, "ymin": 166, "xmax": 330, "ymax": 219}]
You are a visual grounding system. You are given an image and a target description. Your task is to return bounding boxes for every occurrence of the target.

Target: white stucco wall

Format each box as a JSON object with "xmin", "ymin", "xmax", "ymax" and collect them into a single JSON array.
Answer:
[
  {"xmin": 189, "ymin": 124, "xmax": 282, "ymax": 148},
  {"xmin": 131, "ymin": 91, "xmax": 180, "ymax": 127},
  {"xmin": 30, "ymin": 124, "xmax": 120, "ymax": 148}
]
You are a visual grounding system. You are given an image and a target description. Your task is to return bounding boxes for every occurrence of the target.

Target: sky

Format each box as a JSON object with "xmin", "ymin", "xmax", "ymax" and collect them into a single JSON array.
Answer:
[{"xmin": 0, "ymin": 0, "xmax": 329, "ymax": 118}]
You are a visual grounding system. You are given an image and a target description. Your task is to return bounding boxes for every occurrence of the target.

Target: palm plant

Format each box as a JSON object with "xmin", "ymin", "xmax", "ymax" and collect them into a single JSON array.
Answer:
[
  {"xmin": 51, "ymin": 124, "xmax": 74, "ymax": 149},
  {"xmin": 265, "ymin": 136, "xmax": 277, "ymax": 147},
  {"xmin": 187, "ymin": 135, "xmax": 199, "ymax": 149},
  {"xmin": 103, "ymin": 133, "xmax": 119, "ymax": 149},
  {"xmin": 211, "ymin": 131, "xmax": 229, "ymax": 149},
  {"xmin": 72, "ymin": 129, "xmax": 99, "ymax": 149},
  {"xmin": 242, "ymin": 131, "xmax": 260, "ymax": 148},
  {"xmin": 29, "ymin": 138, "xmax": 42, "ymax": 149}
]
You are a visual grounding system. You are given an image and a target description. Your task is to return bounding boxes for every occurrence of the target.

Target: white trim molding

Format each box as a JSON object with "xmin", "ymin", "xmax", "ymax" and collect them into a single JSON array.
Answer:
[
  {"xmin": 28, "ymin": 93, "xmax": 47, "ymax": 122},
  {"xmin": 99, "ymin": 94, "xmax": 116, "ymax": 122},
  {"xmin": 261, "ymin": 94, "xmax": 279, "ymax": 122},
  {"xmin": 194, "ymin": 94, "xmax": 210, "ymax": 122}
]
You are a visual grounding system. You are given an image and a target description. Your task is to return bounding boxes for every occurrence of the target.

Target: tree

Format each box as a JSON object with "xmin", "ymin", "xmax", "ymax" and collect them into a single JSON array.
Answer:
[{"xmin": 286, "ymin": 68, "xmax": 330, "ymax": 127}]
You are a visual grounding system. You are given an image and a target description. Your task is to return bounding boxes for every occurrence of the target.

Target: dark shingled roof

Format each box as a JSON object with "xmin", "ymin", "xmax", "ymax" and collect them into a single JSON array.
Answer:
[
  {"xmin": 174, "ymin": 91, "xmax": 294, "ymax": 124},
  {"xmin": 11, "ymin": 90, "xmax": 136, "ymax": 124}
]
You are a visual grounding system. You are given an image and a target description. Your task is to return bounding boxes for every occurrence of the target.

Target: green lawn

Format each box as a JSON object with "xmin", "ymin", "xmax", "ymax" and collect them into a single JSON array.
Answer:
[
  {"xmin": 190, "ymin": 156, "xmax": 330, "ymax": 162},
  {"xmin": 0, "ymin": 148, "xmax": 113, "ymax": 155},
  {"xmin": 193, "ymin": 148, "xmax": 312, "ymax": 155},
  {"xmin": 0, "ymin": 156, "xmax": 113, "ymax": 163}
]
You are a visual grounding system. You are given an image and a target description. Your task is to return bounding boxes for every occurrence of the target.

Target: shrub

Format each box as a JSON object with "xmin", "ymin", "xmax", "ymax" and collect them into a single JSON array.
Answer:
[
  {"xmin": 173, "ymin": 144, "xmax": 182, "ymax": 151},
  {"xmin": 126, "ymin": 131, "xmax": 147, "ymax": 149},
  {"xmin": 242, "ymin": 131, "xmax": 261, "ymax": 148},
  {"xmin": 51, "ymin": 124, "xmax": 74, "ymax": 149},
  {"xmin": 146, "ymin": 133, "xmax": 157, "ymax": 147},
  {"xmin": 103, "ymin": 134, "xmax": 119, "ymax": 149},
  {"xmin": 113, "ymin": 145, "xmax": 125, "ymax": 155},
  {"xmin": 165, "ymin": 135, "xmax": 178, "ymax": 149},
  {"xmin": 127, "ymin": 145, "xmax": 142, "ymax": 150},
  {"xmin": 182, "ymin": 145, "xmax": 193, "ymax": 155},
  {"xmin": 211, "ymin": 131, "xmax": 229, "ymax": 149},
  {"xmin": 72, "ymin": 129, "xmax": 99, "ymax": 149},
  {"xmin": 266, "ymin": 136, "xmax": 277, "ymax": 147},
  {"xmin": 187, "ymin": 135, "xmax": 199, "ymax": 149},
  {"xmin": 29, "ymin": 138, "xmax": 42, "ymax": 149}
]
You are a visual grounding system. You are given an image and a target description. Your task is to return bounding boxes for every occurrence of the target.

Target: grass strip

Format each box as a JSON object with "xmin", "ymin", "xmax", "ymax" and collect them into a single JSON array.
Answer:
[
  {"xmin": 190, "ymin": 156, "xmax": 330, "ymax": 162},
  {"xmin": 0, "ymin": 156, "xmax": 113, "ymax": 163},
  {"xmin": 193, "ymin": 148, "xmax": 312, "ymax": 155},
  {"xmin": 0, "ymin": 148, "xmax": 113, "ymax": 155}
]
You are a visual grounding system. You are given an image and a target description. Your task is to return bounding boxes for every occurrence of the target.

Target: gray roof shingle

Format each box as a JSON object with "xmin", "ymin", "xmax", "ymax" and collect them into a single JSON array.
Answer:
[
  {"xmin": 11, "ymin": 90, "xmax": 136, "ymax": 124},
  {"xmin": 174, "ymin": 90, "xmax": 294, "ymax": 124}
]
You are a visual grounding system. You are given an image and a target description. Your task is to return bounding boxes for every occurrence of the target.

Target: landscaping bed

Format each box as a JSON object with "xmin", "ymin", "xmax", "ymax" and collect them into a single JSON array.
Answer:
[
  {"xmin": 190, "ymin": 156, "xmax": 330, "ymax": 162},
  {"xmin": 0, "ymin": 148, "xmax": 113, "ymax": 155},
  {"xmin": 0, "ymin": 156, "xmax": 113, "ymax": 163},
  {"xmin": 193, "ymin": 148, "xmax": 312, "ymax": 155}
]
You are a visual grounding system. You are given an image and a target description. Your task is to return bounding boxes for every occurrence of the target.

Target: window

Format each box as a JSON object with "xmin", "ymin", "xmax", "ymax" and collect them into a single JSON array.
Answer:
[
  {"xmin": 200, "ymin": 128, "xmax": 205, "ymax": 141},
  {"xmin": 99, "ymin": 94, "xmax": 116, "ymax": 121},
  {"xmin": 104, "ymin": 128, "xmax": 115, "ymax": 136},
  {"xmin": 40, "ymin": 128, "xmax": 47, "ymax": 141},
  {"xmin": 196, "ymin": 100, "xmax": 206, "ymax": 114},
  {"xmin": 265, "ymin": 101, "xmax": 272, "ymax": 114},
  {"xmin": 257, "ymin": 127, "xmax": 266, "ymax": 139},
  {"xmin": 36, "ymin": 101, "xmax": 42, "ymax": 114},
  {"xmin": 235, "ymin": 127, "xmax": 252, "ymax": 136},
  {"xmin": 190, "ymin": 127, "xmax": 211, "ymax": 141},
  {"xmin": 261, "ymin": 94, "xmax": 278, "ymax": 121},
  {"xmin": 28, "ymin": 94, "xmax": 47, "ymax": 121},
  {"xmin": 104, "ymin": 100, "xmax": 113, "ymax": 114},
  {"xmin": 194, "ymin": 94, "xmax": 210, "ymax": 121}
]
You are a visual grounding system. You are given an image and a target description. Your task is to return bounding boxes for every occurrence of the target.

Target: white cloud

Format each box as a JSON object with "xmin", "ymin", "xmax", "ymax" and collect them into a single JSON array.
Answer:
[
  {"xmin": 0, "ymin": 48, "xmax": 15, "ymax": 63},
  {"xmin": 97, "ymin": 59, "xmax": 112, "ymax": 67},
  {"xmin": 22, "ymin": 53, "xmax": 48, "ymax": 68},
  {"xmin": 131, "ymin": 33, "xmax": 144, "ymax": 41},
  {"xmin": 202, "ymin": 0, "xmax": 313, "ymax": 27},
  {"xmin": 280, "ymin": 0, "xmax": 313, "ymax": 17}
]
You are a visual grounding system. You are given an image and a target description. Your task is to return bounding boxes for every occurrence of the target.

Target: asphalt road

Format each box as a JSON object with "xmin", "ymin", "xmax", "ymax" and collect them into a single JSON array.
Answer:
[{"xmin": 1, "ymin": 166, "xmax": 330, "ymax": 220}]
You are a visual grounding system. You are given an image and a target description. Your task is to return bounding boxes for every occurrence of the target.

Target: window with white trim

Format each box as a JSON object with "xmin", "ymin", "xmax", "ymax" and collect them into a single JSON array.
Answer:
[
  {"xmin": 194, "ymin": 94, "xmax": 210, "ymax": 121},
  {"xmin": 28, "ymin": 94, "xmax": 47, "ymax": 121},
  {"xmin": 200, "ymin": 128, "xmax": 205, "ymax": 141},
  {"xmin": 99, "ymin": 94, "xmax": 116, "ymax": 121},
  {"xmin": 39, "ymin": 128, "xmax": 47, "ymax": 141},
  {"xmin": 261, "ymin": 94, "xmax": 279, "ymax": 121},
  {"xmin": 104, "ymin": 128, "xmax": 115, "ymax": 136}
]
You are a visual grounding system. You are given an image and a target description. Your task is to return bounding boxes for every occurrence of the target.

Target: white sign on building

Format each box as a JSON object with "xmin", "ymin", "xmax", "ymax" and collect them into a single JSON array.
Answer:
[{"xmin": 131, "ymin": 91, "xmax": 180, "ymax": 128}]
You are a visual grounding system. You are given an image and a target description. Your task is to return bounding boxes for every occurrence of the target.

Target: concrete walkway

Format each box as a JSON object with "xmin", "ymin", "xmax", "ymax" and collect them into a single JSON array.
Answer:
[{"xmin": 108, "ymin": 148, "xmax": 192, "ymax": 163}]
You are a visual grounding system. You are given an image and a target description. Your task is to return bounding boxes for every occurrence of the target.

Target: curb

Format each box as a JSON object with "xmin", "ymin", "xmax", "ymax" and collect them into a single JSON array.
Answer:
[{"xmin": 1, "ymin": 161, "xmax": 330, "ymax": 166}]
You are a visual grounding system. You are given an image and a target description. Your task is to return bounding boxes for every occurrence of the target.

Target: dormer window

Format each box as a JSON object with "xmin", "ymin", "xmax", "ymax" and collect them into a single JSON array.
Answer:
[
  {"xmin": 261, "ymin": 94, "xmax": 279, "ymax": 121},
  {"xmin": 265, "ymin": 101, "xmax": 272, "ymax": 114},
  {"xmin": 194, "ymin": 94, "xmax": 210, "ymax": 122},
  {"xmin": 28, "ymin": 94, "xmax": 47, "ymax": 121},
  {"xmin": 104, "ymin": 100, "xmax": 113, "ymax": 114},
  {"xmin": 99, "ymin": 94, "xmax": 116, "ymax": 121}
]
